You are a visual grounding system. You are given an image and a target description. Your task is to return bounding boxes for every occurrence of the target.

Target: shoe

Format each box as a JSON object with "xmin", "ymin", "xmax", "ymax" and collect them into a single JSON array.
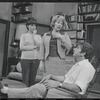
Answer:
[
  {"xmin": 0, "ymin": 81, "xmax": 3, "ymax": 91},
  {"xmin": 0, "ymin": 81, "xmax": 8, "ymax": 98}
]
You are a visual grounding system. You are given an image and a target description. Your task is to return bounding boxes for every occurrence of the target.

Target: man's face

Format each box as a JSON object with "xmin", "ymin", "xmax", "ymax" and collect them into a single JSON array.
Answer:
[{"xmin": 73, "ymin": 45, "xmax": 82, "ymax": 57}]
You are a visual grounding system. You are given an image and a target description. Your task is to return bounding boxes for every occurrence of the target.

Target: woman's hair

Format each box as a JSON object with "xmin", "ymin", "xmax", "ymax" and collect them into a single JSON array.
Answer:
[
  {"xmin": 26, "ymin": 17, "xmax": 37, "ymax": 30},
  {"xmin": 77, "ymin": 42, "xmax": 93, "ymax": 60},
  {"xmin": 50, "ymin": 13, "xmax": 68, "ymax": 30}
]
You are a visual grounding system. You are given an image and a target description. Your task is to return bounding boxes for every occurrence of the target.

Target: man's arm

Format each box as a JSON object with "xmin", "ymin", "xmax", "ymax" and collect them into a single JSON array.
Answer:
[
  {"xmin": 60, "ymin": 82, "xmax": 81, "ymax": 93},
  {"xmin": 51, "ymin": 75, "xmax": 65, "ymax": 82},
  {"xmin": 40, "ymin": 74, "xmax": 65, "ymax": 84}
]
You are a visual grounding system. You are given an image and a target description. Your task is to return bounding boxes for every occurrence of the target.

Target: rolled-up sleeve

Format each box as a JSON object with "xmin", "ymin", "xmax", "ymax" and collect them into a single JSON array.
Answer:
[{"xmin": 74, "ymin": 67, "xmax": 95, "ymax": 94}]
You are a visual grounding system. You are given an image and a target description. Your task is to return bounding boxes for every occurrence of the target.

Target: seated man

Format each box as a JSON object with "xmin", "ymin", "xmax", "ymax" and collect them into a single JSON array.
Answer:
[{"xmin": 0, "ymin": 42, "xmax": 95, "ymax": 98}]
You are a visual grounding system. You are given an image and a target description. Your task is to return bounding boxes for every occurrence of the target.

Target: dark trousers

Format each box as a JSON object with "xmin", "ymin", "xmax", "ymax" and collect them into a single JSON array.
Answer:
[{"xmin": 21, "ymin": 59, "xmax": 40, "ymax": 87}]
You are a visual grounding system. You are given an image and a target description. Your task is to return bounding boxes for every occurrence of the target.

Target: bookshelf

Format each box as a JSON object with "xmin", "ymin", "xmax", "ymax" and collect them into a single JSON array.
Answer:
[
  {"xmin": 77, "ymin": 2, "xmax": 100, "ymax": 44},
  {"xmin": 78, "ymin": 3, "xmax": 100, "ymax": 22},
  {"xmin": 11, "ymin": 2, "xmax": 32, "ymax": 23},
  {"xmin": 65, "ymin": 13, "xmax": 85, "ymax": 45}
]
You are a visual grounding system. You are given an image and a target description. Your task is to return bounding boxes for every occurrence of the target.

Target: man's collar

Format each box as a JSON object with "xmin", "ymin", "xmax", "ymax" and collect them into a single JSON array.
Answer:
[{"xmin": 77, "ymin": 59, "xmax": 88, "ymax": 66}]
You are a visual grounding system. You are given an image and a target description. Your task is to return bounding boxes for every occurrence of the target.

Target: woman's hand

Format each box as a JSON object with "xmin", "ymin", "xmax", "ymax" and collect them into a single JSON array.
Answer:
[
  {"xmin": 43, "ymin": 80, "xmax": 60, "ymax": 89},
  {"xmin": 33, "ymin": 29, "xmax": 37, "ymax": 34},
  {"xmin": 39, "ymin": 60, "xmax": 44, "ymax": 71},
  {"xmin": 52, "ymin": 31, "xmax": 64, "ymax": 42},
  {"xmin": 24, "ymin": 42, "xmax": 32, "ymax": 46},
  {"xmin": 52, "ymin": 31, "xmax": 62, "ymax": 39}
]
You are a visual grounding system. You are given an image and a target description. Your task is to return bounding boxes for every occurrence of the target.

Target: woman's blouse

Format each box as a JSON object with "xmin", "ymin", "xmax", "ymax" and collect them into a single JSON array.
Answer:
[
  {"xmin": 48, "ymin": 37, "xmax": 60, "ymax": 58},
  {"xmin": 20, "ymin": 33, "xmax": 39, "ymax": 59}
]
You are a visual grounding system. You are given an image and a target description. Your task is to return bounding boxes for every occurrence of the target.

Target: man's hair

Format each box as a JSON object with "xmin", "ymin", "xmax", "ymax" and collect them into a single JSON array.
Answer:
[
  {"xmin": 26, "ymin": 17, "xmax": 37, "ymax": 29},
  {"xmin": 77, "ymin": 42, "xmax": 93, "ymax": 60}
]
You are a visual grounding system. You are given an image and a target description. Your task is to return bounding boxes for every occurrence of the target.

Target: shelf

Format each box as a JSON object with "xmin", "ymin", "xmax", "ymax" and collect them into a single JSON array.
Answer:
[
  {"xmin": 77, "ymin": 38, "xmax": 86, "ymax": 40},
  {"xmin": 62, "ymin": 29, "xmax": 82, "ymax": 32},
  {"xmin": 12, "ymin": 19, "xmax": 27, "ymax": 23},
  {"xmin": 14, "ymin": 39, "xmax": 20, "ymax": 43},
  {"xmin": 78, "ymin": 3, "xmax": 95, "ymax": 6},
  {"xmin": 10, "ymin": 44, "xmax": 19, "ymax": 48},
  {"xmin": 12, "ymin": 11, "xmax": 32, "ymax": 15},
  {"xmin": 78, "ymin": 11, "xmax": 100, "ymax": 15},
  {"xmin": 13, "ymin": 3, "xmax": 32, "ymax": 8},
  {"xmin": 68, "ymin": 21, "xmax": 77, "ymax": 23},
  {"xmin": 78, "ymin": 20, "xmax": 100, "ymax": 23},
  {"xmin": 37, "ymin": 23, "xmax": 50, "ymax": 28},
  {"xmin": 70, "ymin": 37, "xmax": 76, "ymax": 39}
]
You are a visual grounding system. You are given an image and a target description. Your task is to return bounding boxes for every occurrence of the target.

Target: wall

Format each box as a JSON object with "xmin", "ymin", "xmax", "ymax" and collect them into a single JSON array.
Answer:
[
  {"xmin": 0, "ymin": 2, "xmax": 17, "ymax": 58},
  {"xmin": 32, "ymin": 3, "xmax": 54, "ymax": 25},
  {"xmin": 32, "ymin": 3, "xmax": 78, "ymax": 25},
  {"xmin": 54, "ymin": 3, "xmax": 78, "ymax": 15},
  {"xmin": 0, "ymin": 2, "xmax": 12, "ymax": 21}
]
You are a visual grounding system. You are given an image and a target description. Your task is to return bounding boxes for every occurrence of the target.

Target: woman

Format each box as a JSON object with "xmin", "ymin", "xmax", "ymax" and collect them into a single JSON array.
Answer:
[
  {"xmin": 20, "ymin": 17, "xmax": 41, "ymax": 87},
  {"xmin": 39, "ymin": 13, "xmax": 72, "ymax": 77}
]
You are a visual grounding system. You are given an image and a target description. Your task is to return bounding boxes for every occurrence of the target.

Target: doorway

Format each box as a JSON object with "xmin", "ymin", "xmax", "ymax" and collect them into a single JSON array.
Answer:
[
  {"xmin": 0, "ymin": 19, "xmax": 10, "ymax": 77},
  {"xmin": 87, "ymin": 24, "xmax": 100, "ymax": 59}
]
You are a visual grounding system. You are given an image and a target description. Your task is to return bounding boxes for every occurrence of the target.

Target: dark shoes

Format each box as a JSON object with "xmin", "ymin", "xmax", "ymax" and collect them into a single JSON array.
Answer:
[
  {"xmin": 0, "ymin": 81, "xmax": 4, "ymax": 91},
  {"xmin": 0, "ymin": 81, "xmax": 8, "ymax": 98}
]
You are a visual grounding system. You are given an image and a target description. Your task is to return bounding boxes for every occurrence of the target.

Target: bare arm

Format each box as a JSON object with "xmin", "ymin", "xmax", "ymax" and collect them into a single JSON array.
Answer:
[
  {"xmin": 40, "ymin": 74, "xmax": 65, "ymax": 83},
  {"xmin": 51, "ymin": 75, "xmax": 65, "ymax": 82},
  {"xmin": 61, "ymin": 33, "xmax": 72, "ymax": 53},
  {"xmin": 34, "ymin": 35, "xmax": 42, "ymax": 47},
  {"xmin": 20, "ymin": 35, "xmax": 37, "ymax": 51},
  {"xmin": 61, "ymin": 82, "xmax": 81, "ymax": 93}
]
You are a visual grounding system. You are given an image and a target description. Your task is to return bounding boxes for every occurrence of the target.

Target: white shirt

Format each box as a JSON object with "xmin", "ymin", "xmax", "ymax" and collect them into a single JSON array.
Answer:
[{"xmin": 64, "ymin": 59, "xmax": 95, "ymax": 94}]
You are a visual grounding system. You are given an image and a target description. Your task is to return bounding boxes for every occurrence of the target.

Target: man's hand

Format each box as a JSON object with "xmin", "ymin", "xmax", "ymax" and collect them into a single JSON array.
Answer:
[
  {"xmin": 43, "ymin": 80, "xmax": 60, "ymax": 89},
  {"xmin": 39, "ymin": 74, "xmax": 51, "ymax": 84}
]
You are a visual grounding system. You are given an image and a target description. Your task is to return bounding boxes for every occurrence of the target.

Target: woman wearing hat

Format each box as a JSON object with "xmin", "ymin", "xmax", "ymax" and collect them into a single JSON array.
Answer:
[{"xmin": 39, "ymin": 13, "xmax": 72, "ymax": 77}]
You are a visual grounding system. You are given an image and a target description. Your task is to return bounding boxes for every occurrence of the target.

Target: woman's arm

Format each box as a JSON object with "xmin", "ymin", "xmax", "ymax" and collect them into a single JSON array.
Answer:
[
  {"xmin": 53, "ymin": 32, "xmax": 72, "ymax": 52},
  {"xmin": 20, "ymin": 34, "xmax": 37, "ymax": 51},
  {"xmin": 39, "ymin": 34, "xmax": 45, "ymax": 60},
  {"xmin": 34, "ymin": 35, "xmax": 42, "ymax": 47},
  {"xmin": 61, "ymin": 33, "xmax": 72, "ymax": 51}
]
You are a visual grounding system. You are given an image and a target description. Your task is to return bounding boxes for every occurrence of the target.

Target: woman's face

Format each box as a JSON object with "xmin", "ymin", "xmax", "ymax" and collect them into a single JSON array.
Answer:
[
  {"xmin": 53, "ymin": 18, "xmax": 63, "ymax": 31},
  {"xmin": 28, "ymin": 24, "xmax": 37, "ymax": 33}
]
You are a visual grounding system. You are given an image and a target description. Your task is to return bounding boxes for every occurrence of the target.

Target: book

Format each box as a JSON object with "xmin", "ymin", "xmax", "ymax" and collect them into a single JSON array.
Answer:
[
  {"xmin": 82, "ymin": 6, "xmax": 86, "ymax": 13},
  {"xmin": 95, "ymin": 13, "xmax": 100, "ymax": 20},
  {"xmin": 78, "ymin": 6, "xmax": 82, "ymax": 13},
  {"xmin": 68, "ymin": 23, "xmax": 74, "ymax": 30},
  {"xmin": 65, "ymin": 15, "xmax": 70, "ymax": 22},
  {"xmin": 92, "ymin": 4, "xmax": 97, "ymax": 11}
]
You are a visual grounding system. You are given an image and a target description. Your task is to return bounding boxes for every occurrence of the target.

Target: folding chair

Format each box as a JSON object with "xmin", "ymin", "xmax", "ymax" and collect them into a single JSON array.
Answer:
[{"xmin": 56, "ymin": 56, "xmax": 100, "ymax": 98}]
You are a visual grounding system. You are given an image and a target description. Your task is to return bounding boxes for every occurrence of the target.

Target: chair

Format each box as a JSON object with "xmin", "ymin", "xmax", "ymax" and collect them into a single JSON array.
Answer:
[{"xmin": 56, "ymin": 56, "xmax": 100, "ymax": 98}]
